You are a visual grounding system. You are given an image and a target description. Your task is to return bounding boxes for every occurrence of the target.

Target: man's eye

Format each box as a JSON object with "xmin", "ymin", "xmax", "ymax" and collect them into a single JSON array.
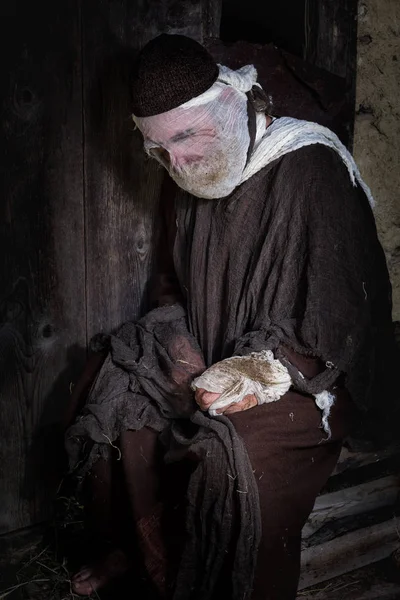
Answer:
[{"xmin": 150, "ymin": 147, "xmax": 170, "ymax": 165}]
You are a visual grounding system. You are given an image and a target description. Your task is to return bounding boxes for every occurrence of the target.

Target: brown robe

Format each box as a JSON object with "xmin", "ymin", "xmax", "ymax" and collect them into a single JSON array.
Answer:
[{"xmin": 67, "ymin": 142, "xmax": 396, "ymax": 600}]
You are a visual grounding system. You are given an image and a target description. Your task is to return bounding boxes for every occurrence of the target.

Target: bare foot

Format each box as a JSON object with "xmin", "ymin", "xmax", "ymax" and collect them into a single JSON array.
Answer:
[{"xmin": 71, "ymin": 548, "xmax": 129, "ymax": 596}]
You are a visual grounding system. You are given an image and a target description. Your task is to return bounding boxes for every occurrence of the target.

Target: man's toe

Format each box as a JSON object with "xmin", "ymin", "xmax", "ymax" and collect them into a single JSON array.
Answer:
[{"xmin": 72, "ymin": 567, "xmax": 91, "ymax": 583}]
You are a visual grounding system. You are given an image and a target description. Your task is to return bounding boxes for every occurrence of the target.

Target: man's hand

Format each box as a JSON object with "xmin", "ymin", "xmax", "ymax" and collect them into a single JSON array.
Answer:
[{"xmin": 195, "ymin": 388, "xmax": 257, "ymax": 415}]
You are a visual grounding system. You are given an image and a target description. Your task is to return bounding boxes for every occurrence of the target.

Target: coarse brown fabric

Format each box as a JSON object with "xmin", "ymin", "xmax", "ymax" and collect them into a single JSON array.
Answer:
[
  {"xmin": 169, "ymin": 143, "xmax": 397, "ymax": 436},
  {"xmin": 131, "ymin": 34, "xmax": 219, "ymax": 117},
  {"xmin": 228, "ymin": 387, "xmax": 355, "ymax": 600},
  {"xmin": 72, "ymin": 357, "xmax": 355, "ymax": 600},
  {"xmin": 66, "ymin": 141, "xmax": 397, "ymax": 599}
]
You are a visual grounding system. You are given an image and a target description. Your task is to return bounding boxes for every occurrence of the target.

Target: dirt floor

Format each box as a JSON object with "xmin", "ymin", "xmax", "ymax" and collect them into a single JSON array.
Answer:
[
  {"xmin": 298, "ymin": 560, "xmax": 400, "ymax": 600},
  {"xmin": 2, "ymin": 517, "xmax": 400, "ymax": 600},
  {"xmin": 0, "ymin": 486, "xmax": 158, "ymax": 600}
]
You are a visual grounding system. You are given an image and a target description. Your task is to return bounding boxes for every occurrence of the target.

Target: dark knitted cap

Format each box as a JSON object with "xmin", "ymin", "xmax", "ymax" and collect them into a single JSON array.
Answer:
[{"xmin": 131, "ymin": 34, "xmax": 219, "ymax": 117}]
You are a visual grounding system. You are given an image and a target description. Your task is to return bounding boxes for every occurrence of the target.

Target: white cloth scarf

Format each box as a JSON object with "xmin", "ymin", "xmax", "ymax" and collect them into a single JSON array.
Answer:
[{"xmin": 242, "ymin": 115, "xmax": 375, "ymax": 207}]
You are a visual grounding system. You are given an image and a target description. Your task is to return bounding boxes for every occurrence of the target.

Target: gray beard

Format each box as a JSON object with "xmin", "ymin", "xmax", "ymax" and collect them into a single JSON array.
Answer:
[{"xmin": 168, "ymin": 148, "xmax": 247, "ymax": 200}]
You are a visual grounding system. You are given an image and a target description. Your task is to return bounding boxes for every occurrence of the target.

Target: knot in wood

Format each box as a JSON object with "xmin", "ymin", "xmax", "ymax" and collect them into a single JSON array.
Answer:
[
  {"xmin": 133, "ymin": 222, "xmax": 150, "ymax": 259},
  {"xmin": 13, "ymin": 84, "xmax": 41, "ymax": 121},
  {"xmin": 41, "ymin": 324, "xmax": 54, "ymax": 338}
]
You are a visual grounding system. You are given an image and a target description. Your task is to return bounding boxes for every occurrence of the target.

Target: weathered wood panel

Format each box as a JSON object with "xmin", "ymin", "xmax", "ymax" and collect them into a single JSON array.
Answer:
[
  {"xmin": 82, "ymin": 0, "xmax": 221, "ymax": 341},
  {"xmin": 297, "ymin": 582, "xmax": 400, "ymax": 600},
  {"xmin": 0, "ymin": 0, "xmax": 222, "ymax": 536},
  {"xmin": 303, "ymin": 475, "xmax": 400, "ymax": 539},
  {"xmin": 0, "ymin": 2, "xmax": 86, "ymax": 532},
  {"xmin": 304, "ymin": 0, "xmax": 358, "ymax": 79},
  {"xmin": 202, "ymin": 0, "xmax": 222, "ymax": 39},
  {"xmin": 304, "ymin": 0, "xmax": 358, "ymax": 147},
  {"xmin": 333, "ymin": 443, "xmax": 400, "ymax": 475},
  {"xmin": 299, "ymin": 518, "xmax": 400, "ymax": 590}
]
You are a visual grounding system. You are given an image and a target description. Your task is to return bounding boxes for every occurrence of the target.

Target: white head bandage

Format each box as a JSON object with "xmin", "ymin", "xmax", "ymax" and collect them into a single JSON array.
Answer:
[{"xmin": 133, "ymin": 64, "xmax": 261, "ymax": 199}]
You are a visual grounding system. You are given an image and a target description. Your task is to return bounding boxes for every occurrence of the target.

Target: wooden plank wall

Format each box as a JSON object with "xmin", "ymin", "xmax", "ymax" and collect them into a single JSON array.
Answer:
[
  {"xmin": 0, "ymin": 0, "xmax": 220, "ymax": 535},
  {"xmin": 0, "ymin": 1, "xmax": 86, "ymax": 534},
  {"xmin": 82, "ymin": 0, "xmax": 215, "ymax": 341}
]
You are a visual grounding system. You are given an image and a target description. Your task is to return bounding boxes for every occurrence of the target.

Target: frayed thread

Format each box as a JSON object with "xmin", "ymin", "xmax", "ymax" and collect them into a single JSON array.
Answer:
[{"xmin": 313, "ymin": 390, "xmax": 336, "ymax": 439}]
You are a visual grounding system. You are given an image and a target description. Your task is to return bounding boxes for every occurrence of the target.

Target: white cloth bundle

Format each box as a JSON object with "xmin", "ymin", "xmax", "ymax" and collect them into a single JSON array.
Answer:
[
  {"xmin": 192, "ymin": 351, "xmax": 292, "ymax": 416},
  {"xmin": 192, "ymin": 352, "xmax": 336, "ymax": 437}
]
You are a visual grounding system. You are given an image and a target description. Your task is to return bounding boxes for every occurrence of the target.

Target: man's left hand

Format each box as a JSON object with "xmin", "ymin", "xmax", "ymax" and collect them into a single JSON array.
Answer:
[{"xmin": 195, "ymin": 388, "xmax": 258, "ymax": 415}]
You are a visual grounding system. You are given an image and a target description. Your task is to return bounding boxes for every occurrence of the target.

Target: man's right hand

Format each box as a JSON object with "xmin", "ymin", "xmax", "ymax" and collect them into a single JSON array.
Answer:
[
  {"xmin": 195, "ymin": 387, "xmax": 258, "ymax": 415},
  {"xmin": 195, "ymin": 388, "xmax": 221, "ymax": 411}
]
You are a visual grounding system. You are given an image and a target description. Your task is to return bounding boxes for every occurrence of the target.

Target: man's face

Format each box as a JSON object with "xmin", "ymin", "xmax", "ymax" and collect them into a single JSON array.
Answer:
[{"xmin": 135, "ymin": 87, "xmax": 250, "ymax": 199}]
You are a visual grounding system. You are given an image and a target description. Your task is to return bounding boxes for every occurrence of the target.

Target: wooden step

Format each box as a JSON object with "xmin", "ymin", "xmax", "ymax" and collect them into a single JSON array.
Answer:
[
  {"xmin": 302, "ymin": 475, "xmax": 400, "ymax": 540},
  {"xmin": 297, "ymin": 581, "xmax": 400, "ymax": 600},
  {"xmin": 299, "ymin": 518, "xmax": 400, "ymax": 590},
  {"xmin": 333, "ymin": 444, "xmax": 400, "ymax": 476}
]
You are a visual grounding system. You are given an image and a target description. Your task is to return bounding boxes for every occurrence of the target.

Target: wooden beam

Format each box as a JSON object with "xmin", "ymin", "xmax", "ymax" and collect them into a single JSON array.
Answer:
[
  {"xmin": 299, "ymin": 518, "xmax": 400, "ymax": 590},
  {"xmin": 333, "ymin": 444, "xmax": 400, "ymax": 475},
  {"xmin": 304, "ymin": 0, "xmax": 358, "ymax": 148},
  {"xmin": 304, "ymin": 0, "xmax": 358, "ymax": 78},
  {"xmin": 303, "ymin": 475, "xmax": 400, "ymax": 539},
  {"xmin": 202, "ymin": 0, "xmax": 222, "ymax": 39}
]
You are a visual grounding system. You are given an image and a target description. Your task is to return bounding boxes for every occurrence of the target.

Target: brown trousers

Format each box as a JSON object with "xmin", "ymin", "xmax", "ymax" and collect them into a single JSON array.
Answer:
[{"xmin": 69, "ymin": 355, "xmax": 355, "ymax": 600}]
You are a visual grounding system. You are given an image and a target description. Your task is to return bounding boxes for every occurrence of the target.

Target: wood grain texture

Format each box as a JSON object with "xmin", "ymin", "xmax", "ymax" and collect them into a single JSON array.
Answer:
[
  {"xmin": 303, "ymin": 475, "xmax": 400, "ymax": 539},
  {"xmin": 81, "ymin": 0, "xmax": 217, "ymax": 341},
  {"xmin": 202, "ymin": 0, "xmax": 222, "ymax": 39},
  {"xmin": 0, "ymin": 0, "xmax": 223, "ymax": 535},
  {"xmin": 299, "ymin": 518, "xmax": 400, "ymax": 590},
  {"xmin": 297, "ymin": 582, "xmax": 400, "ymax": 600},
  {"xmin": 304, "ymin": 0, "xmax": 358, "ymax": 148},
  {"xmin": 333, "ymin": 444, "xmax": 400, "ymax": 475},
  {"xmin": 304, "ymin": 0, "xmax": 358, "ymax": 78},
  {"xmin": 0, "ymin": 1, "xmax": 86, "ymax": 533}
]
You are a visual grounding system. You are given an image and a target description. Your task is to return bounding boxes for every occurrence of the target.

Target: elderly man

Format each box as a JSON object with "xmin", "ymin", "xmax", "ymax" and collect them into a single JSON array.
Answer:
[{"xmin": 67, "ymin": 34, "xmax": 396, "ymax": 600}]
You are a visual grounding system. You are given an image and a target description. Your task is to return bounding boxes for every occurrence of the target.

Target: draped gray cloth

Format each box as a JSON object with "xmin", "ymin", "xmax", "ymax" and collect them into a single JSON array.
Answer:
[{"xmin": 66, "ymin": 304, "xmax": 261, "ymax": 600}]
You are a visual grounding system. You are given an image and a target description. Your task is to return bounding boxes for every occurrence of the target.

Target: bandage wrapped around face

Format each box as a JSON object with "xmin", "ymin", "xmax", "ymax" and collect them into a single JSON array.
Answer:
[{"xmin": 133, "ymin": 65, "xmax": 262, "ymax": 199}]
